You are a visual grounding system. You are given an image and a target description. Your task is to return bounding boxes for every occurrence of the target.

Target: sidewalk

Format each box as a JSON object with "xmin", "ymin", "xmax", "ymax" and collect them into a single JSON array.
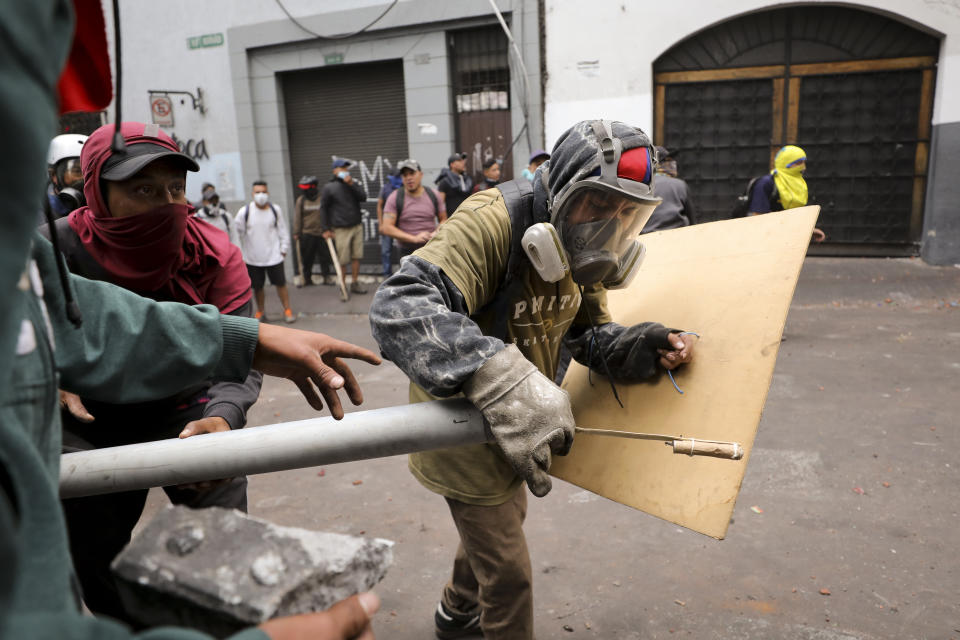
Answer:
[{"xmin": 156, "ymin": 257, "xmax": 960, "ymax": 639}]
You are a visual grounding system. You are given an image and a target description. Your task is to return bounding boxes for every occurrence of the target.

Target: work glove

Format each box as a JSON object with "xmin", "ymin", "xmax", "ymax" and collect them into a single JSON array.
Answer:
[{"xmin": 463, "ymin": 344, "xmax": 575, "ymax": 497}]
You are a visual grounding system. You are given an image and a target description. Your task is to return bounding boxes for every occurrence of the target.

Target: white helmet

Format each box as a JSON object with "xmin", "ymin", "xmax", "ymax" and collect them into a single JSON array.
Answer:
[{"xmin": 47, "ymin": 134, "xmax": 88, "ymax": 166}]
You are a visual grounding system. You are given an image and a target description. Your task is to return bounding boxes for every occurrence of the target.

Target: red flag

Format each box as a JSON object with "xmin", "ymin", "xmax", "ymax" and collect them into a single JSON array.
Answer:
[{"xmin": 57, "ymin": 0, "xmax": 113, "ymax": 114}]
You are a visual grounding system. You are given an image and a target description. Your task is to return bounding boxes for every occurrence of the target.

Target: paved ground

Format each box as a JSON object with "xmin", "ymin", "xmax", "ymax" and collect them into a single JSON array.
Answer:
[{"xmin": 143, "ymin": 257, "xmax": 960, "ymax": 639}]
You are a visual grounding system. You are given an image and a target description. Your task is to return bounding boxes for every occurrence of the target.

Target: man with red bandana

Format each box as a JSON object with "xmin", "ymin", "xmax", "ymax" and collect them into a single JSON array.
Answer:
[
  {"xmin": 42, "ymin": 121, "xmax": 262, "ymax": 624},
  {"xmin": 370, "ymin": 120, "xmax": 698, "ymax": 639}
]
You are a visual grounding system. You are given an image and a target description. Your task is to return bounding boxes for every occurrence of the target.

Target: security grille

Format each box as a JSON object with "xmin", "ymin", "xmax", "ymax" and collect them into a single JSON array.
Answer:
[
  {"xmin": 281, "ymin": 60, "xmax": 408, "ymax": 268},
  {"xmin": 663, "ymin": 79, "xmax": 773, "ymax": 223},
  {"xmin": 798, "ymin": 70, "xmax": 922, "ymax": 245},
  {"xmin": 449, "ymin": 24, "xmax": 514, "ymax": 182},
  {"xmin": 654, "ymin": 5, "xmax": 939, "ymax": 255}
]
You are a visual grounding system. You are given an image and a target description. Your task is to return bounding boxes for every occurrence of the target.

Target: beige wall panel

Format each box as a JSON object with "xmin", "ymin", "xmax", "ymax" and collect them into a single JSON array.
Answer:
[{"xmin": 551, "ymin": 206, "xmax": 821, "ymax": 539}]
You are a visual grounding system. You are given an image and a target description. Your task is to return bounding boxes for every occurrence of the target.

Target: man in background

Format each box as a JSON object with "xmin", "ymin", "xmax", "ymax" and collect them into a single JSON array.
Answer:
[
  {"xmin": 321, "ymin": 158, "xmax": 368, "ymax": 294},
  {"xmin": 293, "ymin": 175, "xmax": 333, "ymax": 286},
  {"xmin": 236, "ymin": 180, "xmax": 296, "ymax": 322},
  {"xmin": 376, "ymin": 168, "xmax": 403, "ymax": 277},
  {"xmin": 435, "ymin": 151, "xmax": 472, "ymax": 216},
  {"xmin": 642, "ymin": 146, "xmax": 696, "ymax": 232},
  {"xmin": 380, "ymin": 159, "xmax": 446, "ymax": 258},
  {"xmin": 195, "ymin": 182, "xmax": 240, "ymax": 247},
  {"xmin": 43, "ymin": 133, "xmax": 87, "ymax": 221},
  {"xmin": 472, "ymin": 158, "xmax": 501, "ymax": 193},
  {"xmin": 747, "ymin": 145, "xmax": 826, "ymax": 242},
  {"xmin": 520, "ymin": 149, "xmax": 549, "ymax": 182}
]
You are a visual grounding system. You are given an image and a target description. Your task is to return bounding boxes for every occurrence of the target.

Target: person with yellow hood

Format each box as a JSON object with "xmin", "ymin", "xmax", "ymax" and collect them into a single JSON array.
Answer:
[{"xmin": 747, "ymin": 145, "xmax": 826, "ymax": 242}]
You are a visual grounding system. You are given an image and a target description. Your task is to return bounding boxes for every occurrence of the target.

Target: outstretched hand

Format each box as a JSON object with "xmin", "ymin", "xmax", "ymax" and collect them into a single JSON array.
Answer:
[
  {"xmin": 252, "ymin": 324, "xmax": 381, "ymax": 419},
  {"xmin": 259, "ymin": 591, "xmax": 379, "ymax": 639}
]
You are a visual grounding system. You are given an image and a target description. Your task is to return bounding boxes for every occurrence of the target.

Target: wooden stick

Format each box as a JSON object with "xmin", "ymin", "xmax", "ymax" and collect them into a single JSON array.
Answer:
[{"xmin": 325, "ymin": 236, "xmax": 349, "ymax": 302}]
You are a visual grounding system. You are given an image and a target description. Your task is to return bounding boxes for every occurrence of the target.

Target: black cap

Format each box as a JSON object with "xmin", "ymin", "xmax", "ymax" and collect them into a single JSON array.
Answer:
[
  {"xmin": 447, "ymin": 152, "xmax": 467, "ymax": 165},
  {"xmin": 100, "ymin": 142, "xmax": 199, "ymax": 181}
]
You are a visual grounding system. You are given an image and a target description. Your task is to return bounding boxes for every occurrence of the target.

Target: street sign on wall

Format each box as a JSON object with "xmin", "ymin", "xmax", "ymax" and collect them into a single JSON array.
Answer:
[
  {"xmin": 187, "ymin": 33, "xmax": 224, "ymax": 50},
  {"xmin": 150, "ymin": 95, "xmax": 174, "ymax": 127}
]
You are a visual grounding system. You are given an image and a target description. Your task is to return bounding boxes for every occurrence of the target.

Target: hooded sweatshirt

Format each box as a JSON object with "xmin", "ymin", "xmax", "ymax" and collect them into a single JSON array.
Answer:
[
  {"xmin": 434, "ymin": 167, "xmax": 473, "ymax": 215},
  {"xmin": 46, "ymin": 122, "xmax": 262, "ymax": 429}
]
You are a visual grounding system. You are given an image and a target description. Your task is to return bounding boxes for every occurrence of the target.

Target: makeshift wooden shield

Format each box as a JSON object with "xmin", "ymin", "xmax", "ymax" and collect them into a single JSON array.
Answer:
[{"xmin": 551, "ymin": 206, "xmax": 820, "ymax": 539}]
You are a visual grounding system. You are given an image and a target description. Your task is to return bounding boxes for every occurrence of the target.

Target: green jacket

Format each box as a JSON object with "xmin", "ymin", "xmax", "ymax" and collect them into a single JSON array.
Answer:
[
  {"xmin": 0, "ymin": 237, "xmax": 267, "ymax": 640},
  {"xmin": 0, "ymin": 3, "xmax": 265, "ymax": 636}
]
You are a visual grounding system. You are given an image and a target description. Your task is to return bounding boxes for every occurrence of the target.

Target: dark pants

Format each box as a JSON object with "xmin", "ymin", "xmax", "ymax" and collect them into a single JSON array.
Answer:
[
  {"xmin": 60, "ymin": 395, "xmax": 247, "ymax": 625},
  {"xmin": 380, "ymin": 234, "xmax": 393, "ymax": 276},
  {"xmin": 397, "ymin": 243, "xmax": 425, "ymax": 260},
  {"xmin": 300, "ymin": 233, "xmax": 331, "ymax": 282},
  {"xmin": 442, "ymin": 488, "xmax": 533, "ymax": 640}
]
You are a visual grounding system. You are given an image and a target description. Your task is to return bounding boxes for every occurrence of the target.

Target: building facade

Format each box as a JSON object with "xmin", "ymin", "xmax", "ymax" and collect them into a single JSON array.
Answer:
[
  {"xmin": 113, "ymin": 0, "xmax": 543, "ymax": 270},
  {"xmin": 543, "ymin": 1, "xmax": 960, "ymax": 263},
  {"xmin": 109, "ymin": 1, "xmax": 959, "ymax": 264}
]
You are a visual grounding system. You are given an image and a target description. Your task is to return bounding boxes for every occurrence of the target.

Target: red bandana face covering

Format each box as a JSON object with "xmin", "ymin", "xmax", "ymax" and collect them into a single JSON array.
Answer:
[{"xmin": 73, "ymin": 202, "xmax": 192, "ymax": 292}]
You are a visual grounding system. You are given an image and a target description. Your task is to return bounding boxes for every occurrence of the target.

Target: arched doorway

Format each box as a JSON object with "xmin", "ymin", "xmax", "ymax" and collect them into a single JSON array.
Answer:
[{"xmin": 653, "ymin": 5, "xmax": 940, "ymax": 255}]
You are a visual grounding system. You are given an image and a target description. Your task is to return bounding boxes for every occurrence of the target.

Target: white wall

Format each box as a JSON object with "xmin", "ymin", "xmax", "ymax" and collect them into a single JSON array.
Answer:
[
  {"xmin": 114, "ymin": 0, "xmax": 412, "ymax": 204},
  {"xmin": 543, "ymin": 0, "xmax": 960, "ymax": 147}
]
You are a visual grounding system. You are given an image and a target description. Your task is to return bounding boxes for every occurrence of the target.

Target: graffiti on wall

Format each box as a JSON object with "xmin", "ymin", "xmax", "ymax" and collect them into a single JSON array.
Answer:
[
  {"xmin": 170, "ymin": 133, "xmax": 210, "ymax": 162},
  {"xmin": 334, "ymin": 155, "xmax": 397, "ymax": 241}
]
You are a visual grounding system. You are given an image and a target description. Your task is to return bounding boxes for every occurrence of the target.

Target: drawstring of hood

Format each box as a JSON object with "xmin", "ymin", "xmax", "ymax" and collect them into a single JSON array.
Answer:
[{"xmin": 42, "ymin": 206, "xmax": 82, "ymax": 327}]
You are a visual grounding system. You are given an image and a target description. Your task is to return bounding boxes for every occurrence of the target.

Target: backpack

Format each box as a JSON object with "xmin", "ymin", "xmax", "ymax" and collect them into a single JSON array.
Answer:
[
  {"xmin": 394, "ymin": 186, "xmax": 441, "ymax": 221},
  {"xmin": 200, "ymin": 204, "xmax": 232, "ymax": 233},
  {"xmin": 238, "ymin": 202, "xmax": 279, "ymax": 235},
  {"xmin": 731, "ymin": 175, "xmax": 778, "ymax": 219},
  {"xmin": 469, "ymin": 178, "xmax": 538, "ymax": 340}
]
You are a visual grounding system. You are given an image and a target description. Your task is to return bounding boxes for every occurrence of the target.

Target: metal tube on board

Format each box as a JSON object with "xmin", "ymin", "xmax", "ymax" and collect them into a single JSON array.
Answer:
[{"xmin": 59, "ymin": 398, "xmax": 489, "ymax": 499}]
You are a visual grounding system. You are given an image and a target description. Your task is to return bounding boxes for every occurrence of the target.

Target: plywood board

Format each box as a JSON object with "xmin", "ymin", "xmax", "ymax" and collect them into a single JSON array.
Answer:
[{"xmin": 551, "ymin": 206, "xmax": 820, "ymax": 539}]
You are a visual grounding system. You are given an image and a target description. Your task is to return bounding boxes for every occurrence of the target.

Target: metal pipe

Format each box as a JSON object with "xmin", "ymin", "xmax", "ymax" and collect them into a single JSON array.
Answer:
[{"xmin": 59, "ymin": 399, "xmax": 489, "ymax": 499}]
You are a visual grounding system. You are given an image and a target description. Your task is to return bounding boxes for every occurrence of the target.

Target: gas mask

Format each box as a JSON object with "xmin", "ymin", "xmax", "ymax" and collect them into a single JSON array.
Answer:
[
  {"xmin": 521, "ymin": 121, "xmax": 660, "ymax": 288},
  {"xmin": 53, "ymin": 157, "xmax": 86, "ymax": 211}
]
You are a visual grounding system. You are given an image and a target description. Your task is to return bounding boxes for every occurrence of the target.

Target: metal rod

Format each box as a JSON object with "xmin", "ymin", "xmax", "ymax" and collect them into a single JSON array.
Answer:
[
  {"xmin": 575, "ymin": 427, "xmax": 744, "ymax": 460},
  {"xmin": 60, "ymin": 403, "xmax": 745, "ymax": 499},
  {"xmin": 59, "ymin": 399, "xmax": 488, "ymax": 499}
]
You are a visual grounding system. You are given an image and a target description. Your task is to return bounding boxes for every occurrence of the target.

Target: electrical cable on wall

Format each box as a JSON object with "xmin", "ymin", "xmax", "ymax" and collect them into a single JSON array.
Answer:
[
  {"xmin": 274, "ymin": 0, "xmax": 399, "ymax": 40},
  {"xmin": 487, "ymin": 0, "xmax": 533, "ymax": 162}
]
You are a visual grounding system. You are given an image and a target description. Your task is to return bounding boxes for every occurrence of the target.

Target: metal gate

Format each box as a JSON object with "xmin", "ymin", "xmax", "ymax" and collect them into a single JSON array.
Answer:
[
  {"xmin": 449, "ymin": 25, "xmax": 513, "ymax": 183},
  {"xmin": 653, "ymin": 6, "xmax": 939, "ymax": 255},
  {"xmin": 281, "ymin": 60, "xmax": 408, "ymax": 268}
]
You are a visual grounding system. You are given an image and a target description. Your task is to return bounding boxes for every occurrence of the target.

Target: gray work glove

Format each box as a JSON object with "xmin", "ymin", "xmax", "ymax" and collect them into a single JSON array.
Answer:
[{"xmin": 463, "ymin": 344, "xmax": 575, "ymax": 497}]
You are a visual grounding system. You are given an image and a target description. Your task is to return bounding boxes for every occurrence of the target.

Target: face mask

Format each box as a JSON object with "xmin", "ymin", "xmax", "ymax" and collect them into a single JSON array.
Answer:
[
  {"xmin": 56, "ymin": 186, "xmax": 85, "ymax": 211},
  {"xmin": 337, "ymin": 171, "xmax": 349, "ymax": 180},
  {"xmin": 563, "ymin": 218, "xmax": 624, "ymax": 285},
  {"xmin": 253, "ymin": 192, "xmax": 269, "ymax": 206}
]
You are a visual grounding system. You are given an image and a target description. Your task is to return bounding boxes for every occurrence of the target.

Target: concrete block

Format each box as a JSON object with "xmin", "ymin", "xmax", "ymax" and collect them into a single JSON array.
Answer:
[{"xmin": 112, "ymin": 505, "xmax": 393, "ymax": 637}]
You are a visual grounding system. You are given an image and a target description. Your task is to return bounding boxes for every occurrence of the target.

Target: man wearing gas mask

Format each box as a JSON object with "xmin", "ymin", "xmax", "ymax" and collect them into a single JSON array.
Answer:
[
  {"xmin": 370, "ymin": 120, "xmax": 696, "ymax": 639},
  {"xmin": 43, "ymin": 133, "xmax": 87, "ymax": 220}
]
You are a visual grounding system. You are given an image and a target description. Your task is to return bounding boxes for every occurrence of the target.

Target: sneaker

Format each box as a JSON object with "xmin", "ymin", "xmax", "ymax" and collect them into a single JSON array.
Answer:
[
  {"xmin": 323, "ymin": 275, "xmax": 337, "ymax": 286},
  {"xmin": 350, "ymin": 281, "xmax": 368, "ymax": 295},
  {"xmin": 283, "ymin": 308, "xmax": 296, "ymax": 324},
  {"xmin": 434, "ymin": 602, "xmax": 481, "ymax": 639},
  {"xmin": 254, "ymin": 311, "xmax": 265, "ymax": 322}
]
